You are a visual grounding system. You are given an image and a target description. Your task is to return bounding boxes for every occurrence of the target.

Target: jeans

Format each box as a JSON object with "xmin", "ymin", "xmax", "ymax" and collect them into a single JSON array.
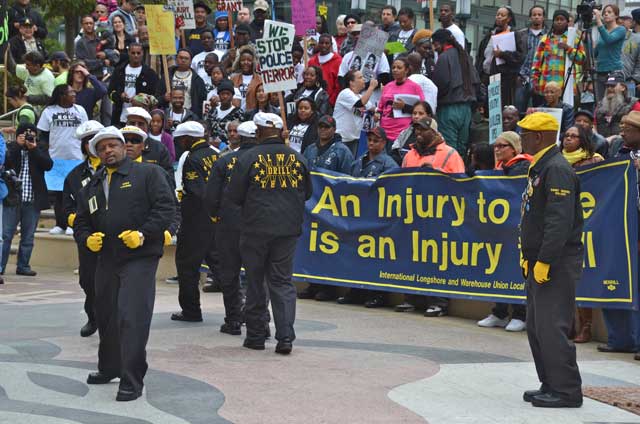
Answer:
[{"xmin": 2, "ymin": 201, "xmax": 40, "ymax": 272}]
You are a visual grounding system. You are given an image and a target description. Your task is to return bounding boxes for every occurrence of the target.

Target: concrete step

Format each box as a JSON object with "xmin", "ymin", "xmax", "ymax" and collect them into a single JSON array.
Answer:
[{"xmin": 4, "ymin": 231, "xmax": 609, "ymax": 343}]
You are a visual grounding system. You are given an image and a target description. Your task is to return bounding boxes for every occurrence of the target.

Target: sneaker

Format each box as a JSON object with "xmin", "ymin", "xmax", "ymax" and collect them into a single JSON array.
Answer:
[
  {"xmin": 505, "ymin": 318, "xmax": 526, "ymax": 332},
  {"xmin": 49, "ymin": 226, "xmax": 64, "ymax": 235},
  {"xmin": 477, "ymin": 314, "xmax": 509, "ymax": 328},
  {"xmin": 65, "ymin": 227, "xmax": 74, "ymax": 235},
  {"xmin": 424, "ymin": 305, "xmax": 448, "ymax": 317},
  {"xmin": 165, "ymin": 276, "xmax": 178, "ymax": 284}
]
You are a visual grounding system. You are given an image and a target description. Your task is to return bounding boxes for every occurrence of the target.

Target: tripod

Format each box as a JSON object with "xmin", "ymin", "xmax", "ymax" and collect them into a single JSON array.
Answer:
[{"xmin": 561, "ymin": 19, "xmax": 597, "ymax": 105}]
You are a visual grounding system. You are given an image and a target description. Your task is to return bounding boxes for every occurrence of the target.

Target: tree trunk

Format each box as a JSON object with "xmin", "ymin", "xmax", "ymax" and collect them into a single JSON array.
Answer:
[{"xmin": 64, "ymin": 11, "xmax": 78, "ymax": 57}]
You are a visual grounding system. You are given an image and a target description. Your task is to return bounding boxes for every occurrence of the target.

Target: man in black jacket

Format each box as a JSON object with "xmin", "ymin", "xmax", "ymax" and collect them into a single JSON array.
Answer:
[
  {"xmin": 108, "ymin": 43, "xmax": 163, "ymax": 126},
  {"xmin": 1, "ymin": 124, "xmax": 53, "ymax": 276},
  {"xmin": 227, "ymin": 112, "xmax": 312, "ymax": 354},
  {"xmin": 518, "ymin": 112, "xmax": 584, "ymax": 408},
  {"xmin": 160, "ymin": 48, "xmax": 206, "ymax": 119},
  {"xmin": 63, "ymin": 120, "xmax": 104, "ymax": 338},
  {"xmin": 206, "ymin": 121, "xmax": 257, "ymax": 335},
  {"xmin": 125, "ymin": 106, "xmax": 174, "ymax": 177},
  {"xmin": 8, "ymin": 0, "xmax": 47, "ymax": 39},
  {"xmin": 170, "ymin": 121, "xmax": 220, "ymax": 322},
  {"xmin": 74, "ymin": 126, "xmax": 175, "ymax": 402}
]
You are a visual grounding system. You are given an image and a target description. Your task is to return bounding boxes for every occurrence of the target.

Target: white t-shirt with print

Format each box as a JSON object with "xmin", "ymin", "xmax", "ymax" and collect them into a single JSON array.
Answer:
[
  {"xmin": 172, "ymin": 70, "xmax": 193, "ymax": 110},
  {"xmin": 119, "ymin": 64, "xmax": 142, "ymax": 122},
  {"xmin": 37, "ymin": 104, "xmax": 89, "ymax": 160},
  {"xmin": 288, "ymin": 123, "xmax": 309, "ymax": 153},
  {"xmin": 238, "ymin": 74, "xmax": 253, "ymax": 110},
  {"xmin": 334, "ymin": 88, "xmax": 373, "ymax": 142}
]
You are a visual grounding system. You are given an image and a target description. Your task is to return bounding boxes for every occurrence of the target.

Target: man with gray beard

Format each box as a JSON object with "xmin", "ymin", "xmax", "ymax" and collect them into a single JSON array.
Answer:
[{"xmin": 596, "ymin": 74, "xmax": 638, "ymax": 137}]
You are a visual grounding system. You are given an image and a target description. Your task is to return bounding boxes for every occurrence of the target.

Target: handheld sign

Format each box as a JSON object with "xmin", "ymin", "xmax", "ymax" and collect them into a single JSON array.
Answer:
[
  {"xmin": 256, "ymin": 20, "xmax": 297, "ymax": 93},
  {"xmin": 168, "ymin": 0, "xmax": 196, "ymax": 30},
  {"xmin": 488, "ymin": 73, "xmax": 502, "ymax": 144},
  {"xmin": 147, "ymin": 5, "xmax": 177, "ymax": 55},
  {"xmin": 217, "ymin": 0, "xmax": 243, "ymax": 12},
  {"xmin": 292, "ymin": 0, "xmax": 316, "ymax": 37},
  {"xmin": 352, "ymin": 22, "xmax": 389, "ymax": 83}
]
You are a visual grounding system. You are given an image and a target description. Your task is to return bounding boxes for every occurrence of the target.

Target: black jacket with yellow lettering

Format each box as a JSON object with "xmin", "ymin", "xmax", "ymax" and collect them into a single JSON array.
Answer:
[
  {"xmin": 206, "ymin": 143, "xmax": 255, "ymax": 232},
  {"xmin": 73, "ymin": 158, "xmax": 176, "ymax": 263},
  {"xmin": 181, "ymin": 140, "xmax": 219, "ymax": 222},
  {"xmin": 62, "ymin": 159, "xmax": 100, "ymax": 218},
  {"xmin": 520, "ymin": 145, "xmax": 583, "ymax": 263},
  {"xmin": 227, "ymin": 137, "xmax": 313, "ymax": 237}
]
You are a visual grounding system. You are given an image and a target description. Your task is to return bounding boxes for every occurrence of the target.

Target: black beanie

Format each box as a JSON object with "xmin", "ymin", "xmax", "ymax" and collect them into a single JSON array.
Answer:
[
  {"xmin": 553, "ymin": 9, "xmax": 570, "ymax": 22},
  {"xmin": 16, "ymin": 123, "xmax": 37, "ymax": 136}
]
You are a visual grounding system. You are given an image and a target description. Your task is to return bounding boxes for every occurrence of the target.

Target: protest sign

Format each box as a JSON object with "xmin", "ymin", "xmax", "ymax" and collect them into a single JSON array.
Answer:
[
  {"xmin": 488, "ymin": 73, "xmax": 502, "ymax": 144},
  {"xmin": 45, "ymin": 159, "xmax": 83, "ymax": 192},
  {"xmin": 292, "ymin": 0, "xmax": 316, "ymax": 37},
  {"xmin": 217, "ymin": 0, "xmax": 243, "ymax": 12},
  {"xmin": 146, "ymin": 5, "xmax": 177, "ymax": 55},
  {"xmin": 256, "ymin": 20, "xmax": 297, "ymax": 93},
  {"xmin": 294, "ymin": 160, "xmax": 639, "ymax": 310},
  {"xmin": 352, "ymin": 23, "xmax": 389, "ymax": 82},
  {"xmin": 168, "ymin": 0, "xmax": 195, "ymax": 30}
]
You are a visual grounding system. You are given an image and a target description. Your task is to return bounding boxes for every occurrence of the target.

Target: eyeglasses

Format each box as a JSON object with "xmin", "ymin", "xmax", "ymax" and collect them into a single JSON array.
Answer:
[
  {"xmin": 124, "ymin": 137, "xmax": 144, "ymax": 144},
  {"xmin": 493, "ymin": 143, "xmax": 511, "ymax": 149}
]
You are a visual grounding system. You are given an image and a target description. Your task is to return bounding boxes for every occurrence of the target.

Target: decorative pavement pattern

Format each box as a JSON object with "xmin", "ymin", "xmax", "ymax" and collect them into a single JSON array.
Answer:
[{"xmin": 1, "ymin": 267, "xmax": 639, "ymax": 423}]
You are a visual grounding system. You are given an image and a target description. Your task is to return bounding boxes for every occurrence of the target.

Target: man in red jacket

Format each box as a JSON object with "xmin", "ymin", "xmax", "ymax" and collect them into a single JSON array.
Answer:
[{"xmin": 309, "ymin": 34, "xmax": 342, "ymax": 106}]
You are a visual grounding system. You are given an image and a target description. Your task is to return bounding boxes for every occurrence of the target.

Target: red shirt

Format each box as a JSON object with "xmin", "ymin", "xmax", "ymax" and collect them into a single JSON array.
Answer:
[{"xmin": 309, "ymin": 53, "xmax": 343, "ymax": 106}]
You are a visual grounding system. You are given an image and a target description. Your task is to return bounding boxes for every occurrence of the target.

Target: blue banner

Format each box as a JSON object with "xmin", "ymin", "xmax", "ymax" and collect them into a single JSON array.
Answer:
[{"xmin": 293, "ymin": 159, "xmax": 639, "ymax": 310}]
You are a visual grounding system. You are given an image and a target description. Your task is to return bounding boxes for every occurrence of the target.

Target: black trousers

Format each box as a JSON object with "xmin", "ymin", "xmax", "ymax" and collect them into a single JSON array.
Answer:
[
  {"xmin": 50, "ymin": 191, "xmax": 67, "ymax": 229},
  {"xmin": 241, "ymin": 234, "xmax": 298, "ymax": 342},
  {"xmin": 175, "ymin": 218, "xmax": 217, "ymax": 319},
  {"xmin": 216, "ymin": 228, "xmax": 243, "ymax": 323},
  {"xmin": 492, "ymin": 303, "xmax": 526, "ymax": 321},
  {"xmin": 526, "ymin": 255, "xmax": 582, "ymax": 401},
  {"xmin": 95, "ymin": 255, "xmax": 158, "ymax": 394},
  {"xmin": 77, "ymin": 245, "xmax": 97, "ymax": 322}
]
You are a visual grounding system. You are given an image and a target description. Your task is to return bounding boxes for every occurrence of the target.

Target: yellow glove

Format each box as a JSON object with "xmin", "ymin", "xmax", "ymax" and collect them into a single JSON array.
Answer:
[
  {"xmin": 533, "ymin": 262, "xmax": 550, "ymax": 284},
  {"xmin": 520, "ymin": 257, "xmax": 528, "ymax": 279},
  {"xmin": 118, "ymin": 230, "xmax": 144, "ymax": 249},
  {"xmin": 86, "ymin": 232, "xmax": 105, "ymax": 253},
  {"xmin": 67, "ymin": 213, "xmax": 76, "ymax": 228},
  {"xmin": 164, "ymin": 230, "xmax": 172, "ymax": 246}
]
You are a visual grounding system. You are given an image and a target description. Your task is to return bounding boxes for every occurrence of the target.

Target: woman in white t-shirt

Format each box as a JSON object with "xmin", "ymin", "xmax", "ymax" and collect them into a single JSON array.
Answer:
[
  {"xmin": 286, "ymin": 98, "xmax": 318, "ymax": 154},
  {"xmin": 230, "ymin": 46, "xmax": 262, "ymax": 111},
  {"xmin": 333, "ymin": 70, "xmax": 378, "ymax": 155}
]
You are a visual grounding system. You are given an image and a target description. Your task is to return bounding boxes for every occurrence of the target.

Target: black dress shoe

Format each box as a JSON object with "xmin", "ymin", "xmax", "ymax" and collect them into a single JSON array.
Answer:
[
  {"xmin": 531, "ymin": 392, "xmax": 582, "ymax": 408},
  {"xmin": 202, "ymin": 283, "xmax": 222, "ymax": 293},
  {"xmin": 80, "ymin": 321, "xmax": 98, "ymax": 337},
  {"xmin": 364, "ymin": 296, "xmax": 385, "ymax": 308},
  {"xmin": 220, "ymin": 321, "xmax": 242, "ymax": 335},
  {"xmin": 523, "ymin": 389, "xmax": 546, "ymax": 402},
  {"xmin": 87, "ymin": 372, "xmax": 117, "ymax": 384},
  {"xmin": 597, "ymin": 344, "xmax": 636, "ymax": 353},
  {"xmin": 297, "ymin": 287, "xmax": 316, "ymax": 299},
  {"xmin": 171, "ymin": 312, "xmax": 203, "ymax": 322},
  {"xmin": 243, "ymin": 338, "xmax": 265, "ymax": 350},
  {"xmin": 275, "ymin": 338, "xmax": 293, "ymax": 355},
  {"xmin": 16, "ymin": 269, "xmax": 36, "ymax": 276},
  {"xmin": 116, "ymin": 388, "xmax": 142, "ymax": 401}
]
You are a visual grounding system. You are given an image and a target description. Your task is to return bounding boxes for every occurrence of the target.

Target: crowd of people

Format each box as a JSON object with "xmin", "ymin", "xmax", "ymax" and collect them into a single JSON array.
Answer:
[{"xmin": 0, "ymin": 0, "xmax": 639, "ymax": 381}]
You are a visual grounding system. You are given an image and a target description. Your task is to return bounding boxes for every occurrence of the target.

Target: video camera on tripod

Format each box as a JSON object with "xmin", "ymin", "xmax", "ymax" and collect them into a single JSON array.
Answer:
[{"xmin": 576, "ymin": 0, "xmax": 602, "ymax": 26}]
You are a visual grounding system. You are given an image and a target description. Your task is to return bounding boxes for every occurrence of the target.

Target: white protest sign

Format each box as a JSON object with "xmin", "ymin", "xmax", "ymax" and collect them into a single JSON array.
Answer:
[
  {"xmin": 256, "ymin": 20, "xmax": 297, "ymax": 93},
  {"xmin": 352, "ymin": 22, "xmax": 389, "ymax": 83},
  {"xmin": 532, "ymin": 107, "xmax": 564, "ymax": 144},
  {"xmin": 168, "ymin": 0, "xmax": 196, "ymax": 30}
]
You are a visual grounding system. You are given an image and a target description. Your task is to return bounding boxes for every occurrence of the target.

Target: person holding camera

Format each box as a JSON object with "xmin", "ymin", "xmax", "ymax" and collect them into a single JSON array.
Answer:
[
  {"xmin": 594, "ymin": 5, "xmax": 627, "ymax": 101},
  {"xmin": 1, "ymin": 124, "xmax": 53, "ymax": 277}
]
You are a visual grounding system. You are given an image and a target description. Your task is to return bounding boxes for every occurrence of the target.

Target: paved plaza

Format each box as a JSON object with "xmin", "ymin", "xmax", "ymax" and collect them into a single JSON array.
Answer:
[{"xmin": 0, "ymin": 267, "xmax": 639, "ymax": 423}]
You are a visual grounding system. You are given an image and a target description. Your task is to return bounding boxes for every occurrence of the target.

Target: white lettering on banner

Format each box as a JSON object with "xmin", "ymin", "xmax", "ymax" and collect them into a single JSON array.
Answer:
[{"xmin": 256, "ymin": 20, "xmax": 297, "ymax": 93}]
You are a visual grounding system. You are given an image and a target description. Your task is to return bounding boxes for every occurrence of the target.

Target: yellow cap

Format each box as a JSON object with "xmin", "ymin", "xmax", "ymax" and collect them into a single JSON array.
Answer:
[{"xmin": 517, "ymin": 112, "xmax": 560, "ymax": 132}]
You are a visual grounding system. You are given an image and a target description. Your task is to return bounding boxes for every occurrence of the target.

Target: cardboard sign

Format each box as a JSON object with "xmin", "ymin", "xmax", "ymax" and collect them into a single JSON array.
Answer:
[
  {"xmin": 292, "ymin": 0, "xmax": 316, "ymax": 37},
  {"xmin": 217, "ymin": 0, "xmax": 243, "ymax": 12},
  {"xmin": 256, "ymin": 20, "xmax": 297, "ymax": 93},
  {"xmin": 147, "ymin": 5, "xmax": 177, "ymax": 55},
  {"xmin": 488, "ymin": 73, "xmax": 502, "ymax": 145},
  {"xmin": 168, "ymin": 0, "xmax": 195, "ymax": 30},
  {"xmin": 352, "ymin": 23, "xmax": 389, "ymax": 83}
]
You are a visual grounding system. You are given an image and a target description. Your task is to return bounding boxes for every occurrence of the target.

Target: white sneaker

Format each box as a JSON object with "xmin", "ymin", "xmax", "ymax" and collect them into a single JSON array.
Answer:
[
  {"xmin": 65, "ymin": 227, "xmax": 74, "ymax": 235},
  {"xmin": 505, "ymin": 318, "xmax": 526, "ymax": 332},
  {"xmin": 477, "ymin": 314, "xmax": 509, "ymax": 328},
  {"xmin": 49, "ymin": 226, "xmax": 64, "ymax": 235}
]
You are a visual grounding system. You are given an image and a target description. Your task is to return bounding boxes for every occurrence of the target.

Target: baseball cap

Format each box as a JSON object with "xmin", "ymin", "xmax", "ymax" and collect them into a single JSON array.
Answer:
[
  {"xmin": 606, "ymin": 73, "xmax": 625, "ymax": 85},
  {"xmin": 318, "ymin": 115, "xmax": 336, "ymax": 128},
  {"xmin": 50, "ymin": 51, "xmax": 70, "ymax": 63},
  {"xmin": 173, "ymin": 121, "xmax": 205, "ymax": 138},
  {"xmin": 217, "ymin": 79, "xmax": 235, "ymax": 94},
  {"xmin": 518, "ymin": 112, "xmax": 560, "ymax": 132},
  {"xmin": 235, "ymin": 23, "xmax": 251, "ymax": 34},
  {"xmin": 76, "ymin": 120, "xmax": 105, "ymax": 140},
  {"xmin": 413, "ymin": 117, "xmax": 438, "ymax": 131},
  {"xmin": 19, "ymin": 17, "xmax": 33, "ymax": 26},
  {"xmin": 253, "ymin": 112, "xmax": 283, "ymax": 129},
  {"xmin": 367, "ymin": 126, "xmax": 388, "ymax": 143},
  {"xmin": 121, "ymin": 125, "xmax": 147, "ymax": 141},
  {"xmin": 254, "ymin": 0, "xmax": 270, "ymax": 12},
  {"xmin": 622, "ymin": 111, "xmax": 640, "ymax": 129}
]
